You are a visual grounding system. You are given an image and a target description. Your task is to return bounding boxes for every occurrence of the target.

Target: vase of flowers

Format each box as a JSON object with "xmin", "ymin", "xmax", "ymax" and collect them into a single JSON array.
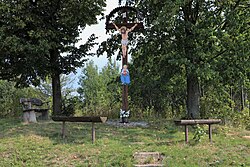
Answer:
[{"xmin": 120, "ymin": 109, "xmax": 130, "ymax": 123}]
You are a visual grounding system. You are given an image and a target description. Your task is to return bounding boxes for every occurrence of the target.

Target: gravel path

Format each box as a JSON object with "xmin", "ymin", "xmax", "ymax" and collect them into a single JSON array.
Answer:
[{"xmin": 106, "ymin": 120, "xmax": 149, "ymax": 127}]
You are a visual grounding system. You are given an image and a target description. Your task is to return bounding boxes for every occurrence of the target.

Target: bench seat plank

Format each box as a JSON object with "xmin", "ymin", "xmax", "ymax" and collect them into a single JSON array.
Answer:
[
  {"xmin": 23, "ymin": 108, "xmax": 49, "ymax": 113},
  {"xmin": 174, "ymin": 119, "xmax": 221, "ymax": 125},
  {"xmin": 51, "ymin": 116, "xmax": 107, "ymax": 123}
]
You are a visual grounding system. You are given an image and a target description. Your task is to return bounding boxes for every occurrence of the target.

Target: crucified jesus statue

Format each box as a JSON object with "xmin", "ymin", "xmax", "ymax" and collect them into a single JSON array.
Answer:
[{"xmin": 112, "ymin": 22, "xmax": 138, "ymax": 58}]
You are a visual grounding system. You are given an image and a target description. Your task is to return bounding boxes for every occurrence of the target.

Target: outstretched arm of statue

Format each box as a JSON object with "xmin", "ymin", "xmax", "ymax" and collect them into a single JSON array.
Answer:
[
  {"xmin": 112, "ymin": 22, "xmax": 120, "ymax": 31},
  {"xmin": 128, "ymin": 23, "xmax": 138, "ymax": 32}
]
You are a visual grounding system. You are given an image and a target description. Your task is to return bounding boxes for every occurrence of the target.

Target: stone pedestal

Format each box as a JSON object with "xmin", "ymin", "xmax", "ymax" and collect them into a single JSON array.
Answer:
[{"xmin": 23, "ymin": 111, "xmax": 37, "ymax": 123}]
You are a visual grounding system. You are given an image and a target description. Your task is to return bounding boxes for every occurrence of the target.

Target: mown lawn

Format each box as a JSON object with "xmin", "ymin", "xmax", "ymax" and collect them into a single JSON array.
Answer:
[{"xmin": 0, "ymin": 118, "xmax": 249, "ymax": 167}]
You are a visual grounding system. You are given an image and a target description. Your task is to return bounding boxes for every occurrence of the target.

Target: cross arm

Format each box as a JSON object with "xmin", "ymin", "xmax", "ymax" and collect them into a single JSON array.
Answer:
[{"xmin": 106, "ymin": 22, "xmax": 144, "ymax": 31}]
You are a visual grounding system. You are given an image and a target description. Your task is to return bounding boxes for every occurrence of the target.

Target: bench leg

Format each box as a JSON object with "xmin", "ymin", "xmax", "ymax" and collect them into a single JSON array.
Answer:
[
  {"xmin": 185, "ymin": 125, "xmax": 188, "ymax": 143},
  {"xmin": 62, "ymin": 121, "xmax": 66, "ymax": 139},
  {"xmin": 209, "ymin": 124, "xmax": 212, "ymax": 143},
  {"xmin": 92, "ymin": 122, "xmax": 95, "ymax": 144},
  {"xmin": 41, "ymin": 110, "xmax": 49, "ymax": 120}
]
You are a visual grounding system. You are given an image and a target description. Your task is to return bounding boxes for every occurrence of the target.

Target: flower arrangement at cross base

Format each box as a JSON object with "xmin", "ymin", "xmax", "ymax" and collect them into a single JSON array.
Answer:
[{"xmin": 120, "ymin": 109, "xmax": 130, "ymax": 118}]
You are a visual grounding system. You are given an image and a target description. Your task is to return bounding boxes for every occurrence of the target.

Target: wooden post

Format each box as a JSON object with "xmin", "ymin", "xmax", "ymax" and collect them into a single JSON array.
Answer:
[
  {"xmin": 62, "ymin": 121, "xmax": 66, "ymax": 139},
  {"xmin": 122, "ymin": 85, "xmax": 128, "ymax": 112},
  {"xmin": 185, "ymin": 125, "xmax": 188, "ymax": 143},
  {"xmin": 209, "ymin": 124, "xmax": 212, "ymax": 143},
  {"xmin": 92, "ymin": 122, "xmax": 95, "ymax": 144},
  {"xmin": 121, "ymin": 11, "xmax": 129, "ymax": 123},
  {"xmin": 41, "ymin": 109, "xmax": 49, "ymax": 120},
  {"xmin": 118, "ymin": 11, "xmax": 128, "ymax": 123}
]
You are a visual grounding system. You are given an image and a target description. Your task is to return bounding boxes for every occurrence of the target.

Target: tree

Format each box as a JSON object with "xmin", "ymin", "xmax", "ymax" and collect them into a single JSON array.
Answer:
[
  {"xmin": 37, "ymin": 74, "xmax": 79, "ymax": 116},
  {"xmin": 98, "ymin": 0, "xmax": 250, "ymax": 119},
  {"xmin": 78, "ymin": 61, "xmax": 100, "ymax": 113},
  {"xmin": 135, "ymin": 0, "xmax": 250, "ymax": 118},
  {"xmin": 78, "ymin": 60, "xmax": 120, "ymax": 116},
  {"xmin": 0, "ymin": 0, "xmax": 106, "ymax": 115},
  {"xmin": 100, "ymin": 59, "xmax": 121, "ymax": 114}
]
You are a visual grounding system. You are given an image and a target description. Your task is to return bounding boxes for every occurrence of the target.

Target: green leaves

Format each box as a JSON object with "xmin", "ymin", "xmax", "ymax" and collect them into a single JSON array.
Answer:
[
  {"xmin": 0, "ymin": 80, "xmax": 48, "ymax": 117},
  {"xmin": 127, "ymin": 0, "xmax": 250, "ymax": 117},
  {"xmin": 0, "ymin": 0, "xmax": 106, "ymax": 87},
  {"xmin": 77, "ymin": 60, "xmax": 120, "ymax": 116}
]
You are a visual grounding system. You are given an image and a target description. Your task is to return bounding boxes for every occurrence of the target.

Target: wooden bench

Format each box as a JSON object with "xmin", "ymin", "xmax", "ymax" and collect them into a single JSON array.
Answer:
[
  {"xmin": 174, "ymin": 119, "xmax": 221, "ymax": 143},
  {"xmin": 20, "ymin": 98, "xmax": 49, "ymax": 122},
  {"xmin": 51, "ymin": 116, "xmax": 107, "ymax": 143}
]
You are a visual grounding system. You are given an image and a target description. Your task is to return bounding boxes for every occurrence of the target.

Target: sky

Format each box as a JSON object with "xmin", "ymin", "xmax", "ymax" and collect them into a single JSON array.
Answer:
[
  {"xmin": 67, "ymin": 0, "xmax": 120, "ymax": 89},
  {"xmin": 79, "ymin": 0, "xmax": 120, "ymax": 69}
]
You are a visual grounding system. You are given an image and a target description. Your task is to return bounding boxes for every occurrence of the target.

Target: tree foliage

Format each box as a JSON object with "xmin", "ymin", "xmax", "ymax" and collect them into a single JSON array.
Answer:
[
  {"xmin": 0, "ymin": 80, "xmax": 48, "ymax": 117},
  {"xmin": 77, "ymin": 60, "xmax": 121, "ymax": 117},
  {"xmin": 128, "ymin": 0, "xmax": 248, "ymax": 117},
  {"xmin": 0, "ymin": 0, "xmax": 106, "ymax": 114},
  {"xmin": 98, "ymin": 0, "xmax": 250, "ymax": 119}
]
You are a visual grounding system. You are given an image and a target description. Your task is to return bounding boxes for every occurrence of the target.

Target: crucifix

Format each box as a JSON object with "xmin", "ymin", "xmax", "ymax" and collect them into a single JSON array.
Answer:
[
  {"xmin": 106, "ymin": 6, "xmax": 144, "ymax": 123},
  {"xmin": 112, "ymin": 22, "xmax": 138, "ymax": 58}
]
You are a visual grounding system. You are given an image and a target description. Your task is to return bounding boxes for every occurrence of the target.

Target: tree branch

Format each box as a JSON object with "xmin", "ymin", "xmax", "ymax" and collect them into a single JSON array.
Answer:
[{"xmin": 208, "ymin": 50, "xmax": 227, "ymax": 63}]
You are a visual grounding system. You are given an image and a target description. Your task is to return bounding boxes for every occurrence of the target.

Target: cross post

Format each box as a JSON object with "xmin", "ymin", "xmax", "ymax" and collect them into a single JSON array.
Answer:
[{"xmin": 106, "ymin": 7, "xmax": 144, "ymax": 123}]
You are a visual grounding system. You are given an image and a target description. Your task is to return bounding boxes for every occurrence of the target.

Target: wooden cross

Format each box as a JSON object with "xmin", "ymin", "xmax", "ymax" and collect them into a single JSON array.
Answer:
[{"xmin": 106, "ymin": 6, "xmax": 144, "ymax": 123}]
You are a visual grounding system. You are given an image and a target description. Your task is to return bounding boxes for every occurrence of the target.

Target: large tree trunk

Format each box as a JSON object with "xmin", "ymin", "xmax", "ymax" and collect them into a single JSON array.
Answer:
[
  {"xmin": 182, "ymin": 1, "xmax": 201, "ymax": 119},
  {"xmin": 52, "ymin": 73, "xmax": 62, "ymax": 115},
  {"xmin": 186, "ymin": 73, "xmax": 200, "ymax": 119},
  {"xmin": 50, "ymin": 49, "xmax": 62, "ymax": 115},
  {"xmin": 240, "ymin": 85, "xmax": 245, "ymax": 111},
  {"xmin": 230, "ymin": 87, "xmax": 234, "ymax": 112}
]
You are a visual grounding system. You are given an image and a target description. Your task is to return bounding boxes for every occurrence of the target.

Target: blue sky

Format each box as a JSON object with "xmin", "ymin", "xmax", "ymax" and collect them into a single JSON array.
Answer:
[
  {"xmin": 79, "ymin": 0, "xmax": 120, "ymax": 69},
  {"xmin": 68, "ymin": 1, "xmax": 119, "ymax": 89}
]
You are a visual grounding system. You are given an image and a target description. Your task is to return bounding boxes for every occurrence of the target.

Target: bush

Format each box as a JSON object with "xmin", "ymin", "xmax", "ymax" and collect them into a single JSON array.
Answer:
[{"xmin": 61, "ymin": 97, "xmax": 80, "ymax": 116}]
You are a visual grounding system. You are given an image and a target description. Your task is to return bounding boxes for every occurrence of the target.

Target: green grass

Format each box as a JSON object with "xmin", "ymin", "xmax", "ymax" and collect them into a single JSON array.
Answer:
[{"xmin": 0, "ymin": 118, "xmax": 249, "ymax": 167}]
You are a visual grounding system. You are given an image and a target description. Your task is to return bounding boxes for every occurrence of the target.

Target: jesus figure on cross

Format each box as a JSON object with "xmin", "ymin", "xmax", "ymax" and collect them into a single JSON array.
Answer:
[{"xmin": 112, "ymin": 22, "xmax": 138, "ymax": 58}]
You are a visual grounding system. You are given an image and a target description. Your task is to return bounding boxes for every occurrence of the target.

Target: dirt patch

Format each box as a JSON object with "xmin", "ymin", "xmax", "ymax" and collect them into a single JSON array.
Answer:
[
  {"xmin": 106, "ymin": 120, "xmax": 149, "ymax": 128},
  {"xmin": 226, "ymin": 132, "xmax": 240, "ymax": 136},
  {"xmin": 133, "ymin": 152, "xmax": 164, "ymax": 167}
]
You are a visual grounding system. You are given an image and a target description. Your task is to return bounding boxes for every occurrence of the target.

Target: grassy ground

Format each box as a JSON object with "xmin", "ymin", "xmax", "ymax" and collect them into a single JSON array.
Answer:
[{"xmin": 0, "ymin": 118, "xmax": 249, "ymax": 167}]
